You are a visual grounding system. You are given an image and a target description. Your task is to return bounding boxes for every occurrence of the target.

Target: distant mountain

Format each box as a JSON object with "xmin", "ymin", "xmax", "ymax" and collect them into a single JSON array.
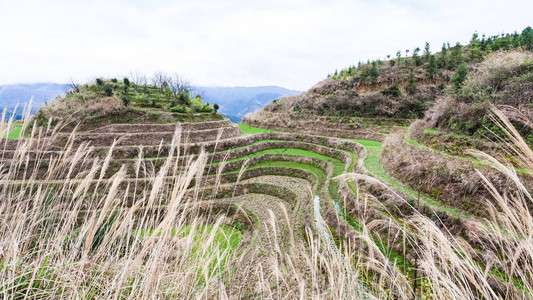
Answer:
[
  {"xmin": 0, "ymin": 83, "xmax": 68, "ymax": 120},
  {"xmin": 195, "ymin": 86, "xmax": 302, "ymax": 122}
]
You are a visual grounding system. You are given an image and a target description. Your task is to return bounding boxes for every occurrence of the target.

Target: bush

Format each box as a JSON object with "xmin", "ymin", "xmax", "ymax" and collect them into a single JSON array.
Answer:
[
  {"xmin": 177, "ymin": 92, "xmax": 189, "ymax": 105},
  {"xmin": 408, "ymin": 119, "xmax": 427, "ymax": 140},
  {"xmin": 96, "ymin": 78, "xmax": 104, "ymax": 86},
  {"xmin": 381, "ymin": 85, "xmax": 402, "ymax": 97},
  {"xmin": 133, "ymin": 94, "xmax": 151, "ymax": 107},
  {"xmin": 170, "ymin": 105, "xmax": 190, "ymax": 113},
  {"xmin": 187, "ymin": 96, "xmax": 213, "ymax": 112},
  {"xmin": 368, "ymin": 62, "xmax": 379, "ymax": 81},
  {"xmin": 121, "ymin": 96, "xmax": 130, "ymax": 107},
  {"xmin": 123, "ymin": 77, "xmax": 130, "ymax": 86},
  {"xmin": 199, "ymin": 103, "xmax": 214, "ymax": 113},
  {"xmin": 111, "ymin": 78, "xmax": 118, "ymax": 83},
  {"xmin": 103, "ymin": 84, "xmax": 113, "ymax": 97},
  {"xmin": 451, "ymin": 63, "xmax": 468, "ymax": 91}
]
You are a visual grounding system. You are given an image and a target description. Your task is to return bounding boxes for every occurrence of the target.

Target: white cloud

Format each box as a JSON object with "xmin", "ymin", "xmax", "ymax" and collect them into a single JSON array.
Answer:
[{"xmin": 0, "ymin": 0, "xmax": 531, "ymax": 90}]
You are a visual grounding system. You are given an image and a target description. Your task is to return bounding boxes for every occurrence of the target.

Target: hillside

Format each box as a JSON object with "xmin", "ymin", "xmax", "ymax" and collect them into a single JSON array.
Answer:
[{"xmin": 244, "ymin": 27, "xmax": 533, "ymax": 143}]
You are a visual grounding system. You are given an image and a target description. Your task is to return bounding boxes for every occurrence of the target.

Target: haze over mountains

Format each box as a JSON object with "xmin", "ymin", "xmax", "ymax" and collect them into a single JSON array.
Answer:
[
  {"xmin": 0, "ymin": 83, "xmax": 68, "ymax": 119},
  {"xmin": 196, "ymin": 86, "xmax": 301, "ymax": 122},
  {"xmin": 0, "ymin": 83, "xmax": 300, "ymax": 122}
]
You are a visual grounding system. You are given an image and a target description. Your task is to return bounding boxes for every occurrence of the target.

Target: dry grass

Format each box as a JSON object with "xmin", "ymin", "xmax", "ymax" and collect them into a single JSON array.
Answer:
[
  {"xmin": 348, "ymin": 108, "xmax": 533, "ymax": 299},
  {"xmin": 464, "ymin": 49, "xmax": 533, "ymax": 93},
  {"xmin": 2, "ymin": 105, "xmax": 533, "ymax": 299},
  {"xmin": 0, "ymin": 109, "xmax": 370, "ymax": 299},
  {"xmin": 408, "ymin": 119, "xmax": 427, "ymax": 140},
  {"xmin": 35, "ymin": 93, "xmax": 125, "ymax": 128}
]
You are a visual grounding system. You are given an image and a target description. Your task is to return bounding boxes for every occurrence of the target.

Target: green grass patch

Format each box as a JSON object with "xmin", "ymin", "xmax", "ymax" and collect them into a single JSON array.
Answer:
[
  {"xmin": 133, "ymin": 224, "xmax": 241, "ymax": 278},
  {"xmin": 2, "ymin": 123, "xmax": 27, "ymax": 139},
  {"xmin": 353, "ymin": 139, "xmax": 465, "ymax": 219},
  {"xmin": 249, "ymin": 161, "xmax": 326, "ymax": 186},
  {"xmin": 223, "ymin": 148, "xmax": 339, "ymax": 164},
  {"xmin": 238, "ymin": 123, "xmax": 277, "ymax": 134}
]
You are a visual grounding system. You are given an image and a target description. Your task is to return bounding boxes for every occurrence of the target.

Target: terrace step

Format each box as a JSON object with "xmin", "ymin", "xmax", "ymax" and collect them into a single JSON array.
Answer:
[
  {"xmin": 83, "ymin": 120, "xmax": 233, "ymax": 134},
  {"xmin": 53, "ymin": 124, "xmax": 242, "ymax": 147}
]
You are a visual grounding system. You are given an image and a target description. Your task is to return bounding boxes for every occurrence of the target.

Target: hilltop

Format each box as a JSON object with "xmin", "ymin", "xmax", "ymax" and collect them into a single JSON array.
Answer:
[{"xmin": 33, "ymin": 77, "xmax": 222, "ymax": 130}]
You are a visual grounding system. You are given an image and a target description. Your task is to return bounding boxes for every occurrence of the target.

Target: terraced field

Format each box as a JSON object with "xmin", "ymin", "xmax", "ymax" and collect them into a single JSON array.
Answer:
[{"xmin": 2, "ymin": 116, "xmax": 531, "ymax": 298}]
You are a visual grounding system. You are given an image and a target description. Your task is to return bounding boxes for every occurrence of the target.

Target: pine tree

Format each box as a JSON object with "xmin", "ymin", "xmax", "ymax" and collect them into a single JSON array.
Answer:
[
  {"xmin": 406, "ymin": 71, "xmax": 417, "ymax": 94},
  {"xmin": 412, "ymin": 47, "xmax": 422, "ymax": 66},
  {"xmin": 426, "ymin": 54, "xmax": 437, "ymax": 79},
  {"xmin": 468, "ymin": 33, "xmax": 482, "ymax": 62},
  {"xmin": 423, "ymin": 42, "xmax": 431, "ymax": 62},
  {"xmin": 451, "ymin": 63, "xmax": 468, "ymax": 91},
  {"xmin": 437, "ymin": 43, "xmax": 449, "ymax": 69},
  {"xmin": 396, "ymin": 50, "xmax": 402, "ymax": 67},
  {"xmin": 522, "ymin": 26, "xmax": 533, "ymax": 51},
  {"xmin": 450, "ymin": 42, "xmax": 464, "ymax": 69},
  {"xmin": 485, "ymin": 44, "xmax": 492, "ymax": 56},
  {"xmin": 369, "ymin": 61, "xmax": 379, "ymax": 81}
]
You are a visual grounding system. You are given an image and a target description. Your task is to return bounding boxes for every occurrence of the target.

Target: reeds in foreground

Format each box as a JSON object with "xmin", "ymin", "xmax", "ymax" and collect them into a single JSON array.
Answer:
[{"xmin": 1, "ymin": 106, "xmax": 532, "ymax": 299}]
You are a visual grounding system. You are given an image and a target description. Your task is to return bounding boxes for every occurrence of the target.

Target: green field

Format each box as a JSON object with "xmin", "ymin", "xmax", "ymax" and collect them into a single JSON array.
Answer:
[{"xmin": 2, "ymin": 123, "xmax": 26, "ymax": 139}]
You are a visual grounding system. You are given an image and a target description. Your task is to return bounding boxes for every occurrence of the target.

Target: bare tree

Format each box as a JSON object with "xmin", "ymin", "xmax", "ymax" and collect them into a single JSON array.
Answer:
[
  {"xmin": 130, "ymin": 71, "xmax": 147, "ymax": 87},
  {"xmin": 193, "ymin": 89, "xmax": 205, "ymax": 99},
  {"xmin": 169, "ymin": 73, "xmax": 192, "ymax": 96},
  {"xmin": 151, "ymin": 72, "xmax": 174, "ymax": 92},
  {"xmin": 65, "ymin": 77, "xmax": 80, "ymax": 94}
]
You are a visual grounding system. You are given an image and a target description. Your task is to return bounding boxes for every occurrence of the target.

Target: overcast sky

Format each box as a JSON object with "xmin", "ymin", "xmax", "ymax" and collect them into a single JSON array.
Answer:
[{"xmin": 0, "ymin": 0, "xmax": 532, "ymax": 90}]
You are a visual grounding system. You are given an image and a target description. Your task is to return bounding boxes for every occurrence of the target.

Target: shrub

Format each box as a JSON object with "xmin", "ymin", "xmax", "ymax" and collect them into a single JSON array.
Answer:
[
  {"xmin": 424, "ymin": 96, "xmax": 457, "ymax": 128},
  {"xmin": 96, "ymin": 78, "xmax": 104, "ymax": 86},
  {"xmin": 133, "ymin": 94, "xmax": 151, "ymax": 107},
  {"xmin": 177, "ymin": 92, "xmax": 190, "ymax": 105},
  {"xmin": 123, "ymin": 77, "xmax": 130, "ymax": 86},
  {"xmin": 213, "ymin": 103, "xmax": 219, "ymax": 113},
  {"xmin": 425, "ymin": 54, "xmax": 437, "ymax": 78},
  {"xmin": 103, "ymin": 84, "xmax": 113, "ymax": 97},
  {"xmin": 451, "ymin": 63, "xmax": 468, "ymax": 91},
  {"xmin": 381, "ymin": 85, "xmax": 402, "ymax": 97},
  {"xmin": 368, "ymin": 62, "xmax": 379, "ymax": 81},
  {"xmin": 198, "ymin": 103, "xmax": 214, "ymax": 113},
  {"xmin": 408, "ymin": 119, "xmax": 427, "ymax": 140},
  {"xmin": 111, "ymin": 78, "xmax": 118, "ymax": 83},
  {"xmin": 170, "ymin": 105, "xmax": 190, "ymax": 113},
  {"xmin": 187, "ymin": 96, "xmax": 213, "ymax": 113},
  {"xmin": 121, "ymin": 96, "xmax": 130, "ymax": 107}
]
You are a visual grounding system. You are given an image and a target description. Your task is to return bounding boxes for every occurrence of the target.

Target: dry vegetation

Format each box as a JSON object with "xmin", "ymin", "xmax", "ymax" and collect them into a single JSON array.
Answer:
[
  {"xmin": 422, "ymin": 50, "xmax": 533, "ymax": 141},
  {"xmin": 2, "ymin": 28, "xmax": 533, "ymax": 299},
  {"xmin": 2, "ymin": 96, "xmax": 533, "ymax": 299}
]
